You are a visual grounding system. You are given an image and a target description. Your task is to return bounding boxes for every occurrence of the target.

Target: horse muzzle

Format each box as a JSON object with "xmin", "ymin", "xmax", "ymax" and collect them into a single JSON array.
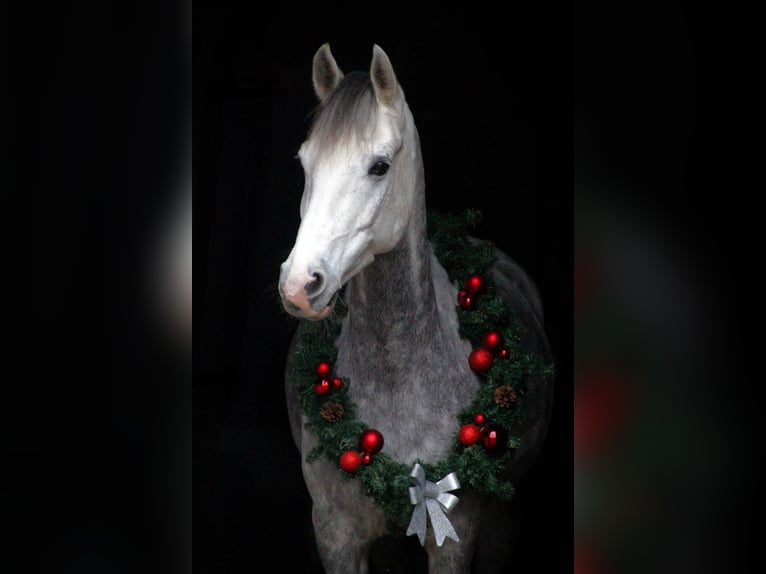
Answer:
[{"xmin": 279, "ymin": 261, "xmax": 339, "ymax": 321}]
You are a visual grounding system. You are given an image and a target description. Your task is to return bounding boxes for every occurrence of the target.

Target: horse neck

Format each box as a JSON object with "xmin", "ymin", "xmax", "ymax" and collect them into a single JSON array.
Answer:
[
  {"xmin": 337, "ymin": 115, "xmax": 480, "ymax": 463},
  {"xmin": 344, "ymin": 124, "xmax": 443, "ymax": 366},
  {"xmin": 347, "ymin": 195, "xmax": 432, "ymax": 328}
]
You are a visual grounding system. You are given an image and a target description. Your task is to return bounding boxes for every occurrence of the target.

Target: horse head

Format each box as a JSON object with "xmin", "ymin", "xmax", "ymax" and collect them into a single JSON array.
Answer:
[{"xmin": 279, "ymin": 44, "xmax": 419, "ymax": 320}]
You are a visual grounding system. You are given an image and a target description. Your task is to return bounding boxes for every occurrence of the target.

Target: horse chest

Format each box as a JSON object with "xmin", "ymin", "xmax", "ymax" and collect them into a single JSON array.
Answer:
[{"xmin": 337, "ymin": 340, "xmax": 479, "ymax": 465}]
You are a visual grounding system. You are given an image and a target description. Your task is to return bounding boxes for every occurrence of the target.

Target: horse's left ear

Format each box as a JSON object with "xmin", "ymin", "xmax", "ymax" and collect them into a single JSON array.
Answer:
[{"xmin": 370, "ymin": 45, "xmax": 399, "ymax": 107}]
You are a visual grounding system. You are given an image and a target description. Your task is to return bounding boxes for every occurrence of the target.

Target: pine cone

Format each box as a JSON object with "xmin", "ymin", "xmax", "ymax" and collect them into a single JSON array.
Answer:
[
  {"xmin": 320, "ymin": 402, "xmax": 344, "ymax": 423},
  {"xmin": 494, "ymin": 385, "xmax": 518, "ymax": 408}
]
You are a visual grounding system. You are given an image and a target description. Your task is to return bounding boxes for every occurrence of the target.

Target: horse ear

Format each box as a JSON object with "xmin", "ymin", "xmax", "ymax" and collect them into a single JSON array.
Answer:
[
  {"xmin": 312, "ymin": 43, "xmax": 344, "ymax": 102},
  {"xmin": 370, "ymin": 45, "xmax": 398, "ymax": 106}
]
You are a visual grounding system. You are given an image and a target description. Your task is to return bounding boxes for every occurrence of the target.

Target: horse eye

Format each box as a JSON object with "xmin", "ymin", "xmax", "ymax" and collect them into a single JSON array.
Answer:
[{"xmin": 368, "ymin": 160, "xmax": 390, "ymax": 177}]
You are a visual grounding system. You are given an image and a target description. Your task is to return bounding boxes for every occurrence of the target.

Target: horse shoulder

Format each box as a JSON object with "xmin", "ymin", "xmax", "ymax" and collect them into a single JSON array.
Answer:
[
  {"xmin": 466, "ymin": 237, "xmax": 544, "ymax": 329},
  {"xmin": 479, "ymin": 241, "xmax": 555, "ymax": 483}
]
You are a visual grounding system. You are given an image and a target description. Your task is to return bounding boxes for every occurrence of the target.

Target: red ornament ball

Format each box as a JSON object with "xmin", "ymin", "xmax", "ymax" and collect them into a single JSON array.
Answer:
[
  {"xmin": 498, "ymin": 348, "xmax": 510, "ymax": 359},
  {"xmin": 457, "ymin": 289, "xmax": 473, "ymax": 309},
  {"xmin": 332, "ymin": 377, "xmax": 344, "ymax": 390},
  {"xmin": 314, "ymin": 378, "xmax": 331, "ymax": 395},
  {"xmin": 482, "ymin": 331, "xmax": 503, "ymax": 353},
  {"xmin": 316, "ymin": 361, "xmax": 333, "ymax": 377},
  {"xmin": 468, "ymin": 348, "xmax": 494, "ymax": 373},
  {"xmin": 359, "ymin": 429, "xmax": 384, "ymax": 454},
  {"xmin": 464, "ymin": 274, "xmax": 484, "ymax": 295},
  {"xmin": 360, "ymin": 453, "xmax": 372, "ymax": 465},
  {"xmin": 339, "ymin": 450, "xmax": 362, "ymax": 473},
  {"xmin": 458, "ymin": 423, "xmax": 481, "ymax": 445},
  {"xmin": 473, "ymin": 413, "xmax": 487, "ymax": 426},
  {"xmin": 481, "ymin": 425, "xmax": 509, "ymax": 454}
]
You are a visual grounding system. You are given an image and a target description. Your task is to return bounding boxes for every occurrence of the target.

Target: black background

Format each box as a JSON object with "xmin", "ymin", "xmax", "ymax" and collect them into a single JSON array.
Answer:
[
  {"xmin": 575, "ymin": 2, "xmax": 762, "ymax": 571},
  {"xmin": 3, "ymin": 2, "xmax": 188, "ymax": 572},
  {"xmin": 195, "ymin": 3, "xmax": 571, "ymax": 574}
]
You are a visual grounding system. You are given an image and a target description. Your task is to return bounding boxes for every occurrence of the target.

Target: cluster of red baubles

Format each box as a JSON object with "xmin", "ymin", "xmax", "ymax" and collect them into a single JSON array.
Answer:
[
  {"xmin": 468, "ymin": 330, "xmax": 510, "ymax": 373},
  {"xmin": 339, "ymin": 429, "xmax": 385, "ymax": 473},
  {"xmin": 312, "ymin": 361, "xmax": 385, "ymax": 474},
  {"xmin": 458, "ymin": 413, "xmax": 508, "ymax": 454},
  {"xmin": 458, "ymin": 274, "xmax": 510, "ymax": 454},
  {"xmin": 457, "ymin": 273, "xmax": 485, "ymax": 309},
  {"xmin": 458, "ymin": 274, "xmax": 511, "ymax": 373},
  {"xmin": 313, "ymin": 361, "xmax": 344, "ymax": 395}
]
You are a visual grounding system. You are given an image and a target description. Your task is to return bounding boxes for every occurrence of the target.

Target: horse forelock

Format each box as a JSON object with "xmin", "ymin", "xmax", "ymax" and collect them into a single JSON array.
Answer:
[{"xmin": 307, "ymin": 71, "xmax": 379, "ymax": 157}]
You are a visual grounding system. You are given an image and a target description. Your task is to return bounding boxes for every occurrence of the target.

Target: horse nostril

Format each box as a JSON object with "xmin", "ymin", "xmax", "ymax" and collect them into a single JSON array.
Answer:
[
  {"xmin": 284, "ymin": 300, "xmax": 301, "ymax": 312},
  {"xmin": 305, "ymin": 271, "xmax": 326, "ymax": 298}
]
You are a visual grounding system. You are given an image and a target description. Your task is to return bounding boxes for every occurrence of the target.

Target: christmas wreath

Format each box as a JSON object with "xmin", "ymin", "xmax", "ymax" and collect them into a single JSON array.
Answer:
[{"xmin": 287, "ymin": 210, "xmax": 554, "ymax": 538}]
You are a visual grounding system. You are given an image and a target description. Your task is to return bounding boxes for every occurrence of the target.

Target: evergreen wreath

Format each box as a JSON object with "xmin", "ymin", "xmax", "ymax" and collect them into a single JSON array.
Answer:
[{"xmin": 287, "ymin": 210, "xmax": 554, "ymax": 533}]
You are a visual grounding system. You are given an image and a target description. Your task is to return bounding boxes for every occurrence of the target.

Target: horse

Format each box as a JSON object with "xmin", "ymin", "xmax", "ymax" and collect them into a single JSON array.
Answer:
[{"xmin": 278, "ymin": 44, "xmax": 553, "ymax": 574}]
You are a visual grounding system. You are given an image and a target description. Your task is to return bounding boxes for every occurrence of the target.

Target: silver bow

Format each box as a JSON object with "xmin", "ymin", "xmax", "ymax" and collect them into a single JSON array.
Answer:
[{"xmin": 405, "ymin": 463, "xmax": 461, "ymax": 547}]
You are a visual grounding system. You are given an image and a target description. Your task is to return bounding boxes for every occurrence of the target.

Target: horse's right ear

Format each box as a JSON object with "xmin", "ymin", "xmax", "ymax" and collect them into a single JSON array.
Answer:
[{"xmin": 312, "ymin": 43, "xmax": 344, "ymax": 102}]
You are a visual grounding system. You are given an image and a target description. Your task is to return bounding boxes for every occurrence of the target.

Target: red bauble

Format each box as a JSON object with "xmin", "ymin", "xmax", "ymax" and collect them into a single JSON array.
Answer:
[
  {"xmin": 339, "ymin": 450, "xmax": 362, "ymax": 473},
  {"xmin": 457, "ymin": 289, "xmax": 473, "ymax": 309},
  {"xmin": 464, "ymin": 274, "xmax": 484, "ymax": 295},
  {"xmin": 332, "ymin": 377, "xmax": 344, "ymax": 390},
  {"xmin": 468, "ymin": 348, "xmax": 494, "ymax": 373},
  {"xmin": 498, "ymin": 348, "xmax": 510, "ymax": 359},
  {"xmin": 361, "ymin": 453, "xmax": 372, "ymax": 465},
  {"xmin": 481, "ymin": 425, "xmax": 509, "ymax": 454},
  {"xmin": 482, "ymin": 331, "xmax": 503, "ymax": 353},
  {"xmin": 458, "ymin": 423, "xmax": 481, "ymax": 446},
  {"xmin": 314, "ymin": 378, "xmax": 331, "ymax": 395},
  {"xmin": 473, "ymin": 413, "xmax": 487, "ymax": 426},
  {"xmin": 359, "ymin": 429, "xmax": 384, "ymax": 454},
  {"xmin": 316, "ymin": 361, "xmax": 333, "ymax": 377}
]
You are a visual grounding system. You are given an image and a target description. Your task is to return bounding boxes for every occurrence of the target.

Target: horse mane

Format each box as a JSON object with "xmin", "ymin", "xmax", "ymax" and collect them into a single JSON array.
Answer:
[{"xmin": 308, "ymin": 71, "xmax": 378, "ymax": 156}]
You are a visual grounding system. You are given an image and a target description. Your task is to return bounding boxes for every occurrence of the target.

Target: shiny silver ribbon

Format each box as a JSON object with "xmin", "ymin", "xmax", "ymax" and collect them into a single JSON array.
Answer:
[{"xmin": 405, "ymin": 463, "xmax": 461, "ymax": 547}]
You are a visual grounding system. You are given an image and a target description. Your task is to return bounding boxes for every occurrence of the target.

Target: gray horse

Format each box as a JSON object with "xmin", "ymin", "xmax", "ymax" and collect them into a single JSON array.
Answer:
[{"xmin": 279, "ymin": 44, "xmax": 553, "ymax": 574}]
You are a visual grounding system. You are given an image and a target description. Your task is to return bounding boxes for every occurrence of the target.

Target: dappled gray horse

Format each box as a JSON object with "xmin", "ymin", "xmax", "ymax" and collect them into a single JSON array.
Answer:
[{"xmin": 279, "ymin": 44, "xmax": 553, "ymax": 574}]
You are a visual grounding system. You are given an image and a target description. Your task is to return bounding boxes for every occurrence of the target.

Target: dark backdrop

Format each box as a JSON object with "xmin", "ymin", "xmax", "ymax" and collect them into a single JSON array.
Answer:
[
  {"xmin": 3, "ymin": 2, "xmax": 188, "ymax": 572},
  {"xmin": 574, "ymin": 2, "xmax": 764, "ymax": 572},
  {"xmin": 195, "ymin": 4, "xmax": 572, "ymax": 573}
]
